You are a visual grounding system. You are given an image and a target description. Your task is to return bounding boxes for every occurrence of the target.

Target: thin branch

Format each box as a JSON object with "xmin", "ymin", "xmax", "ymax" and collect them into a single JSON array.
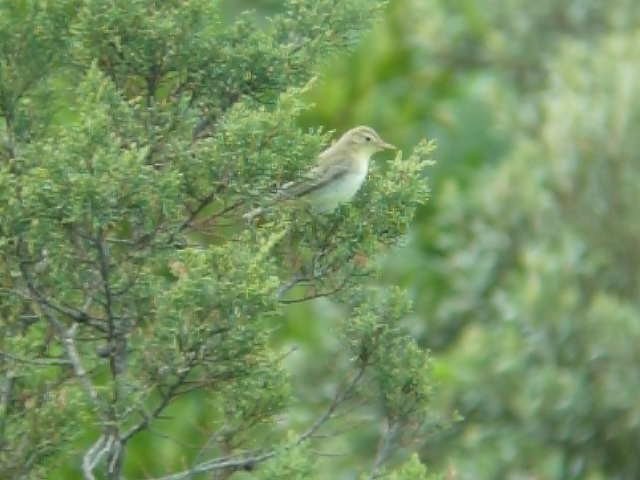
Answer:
[
  {"xmin": 165, "ymin": 185, "xmax": 230, "ymax": 246},
  {"xmin": 95, "ymin": 233, "xmax": 115, "ymax": 326},
  {"xmin": 0, "ymin": 371, "xmax": 15, "ymax": 439},
  {"xmin": 142, "ymin": 426, "xmax": 204, "ymax": 449},
  {"xmin": 93, "ymin": 232, "xmax": 127, "ymax": 480},
  {"xmin": 309, "ymin": 450, "xmax": 348, "ymax": 458},
  {"xmin": 277, "ymin": 230, "xmax": 371, "ymax": 304},
  {"xmin": 107, "ymin": 436, "xmax": 124, "ymax": 478},
  {"xmin": 191, "ymin": 91, "xmax": 241, "ymax": 142},
  {"xmin": 295, "ymin": 365, "xmax": 366, "ymax": 446},
  {"xmin": 17, "ymin": 258, "xmax": 106, "ymax": 332},
  {"xmin": 188, "ymin": 199, "xmax": 245, "ymax": 232},
  {"xmin": 82, "ymin": 434, "xmax": 114, "ymax": 480},
  {"xmin": 0, "ymin": 351, "xmax": 72, "ymax": 366},
  {"xmin": 95, "ymin": 231, "xmax": 121, "ymax": 381},
  {"xmin": 145, "ymin": 364, "xmax": 368, "ymax": 480},
  {"xmin": 149, "ymin": 450, "xmax": 276, "ymax": 480},
  {"xmin": 178, "ymin": 191, "xmax": 218, "ymax": 232},
  {"xmin": 278, "ymin": 279, "xmax": 350, "ymax": 304},
  {"xmin": 276, "ymin": 273, "xmax": 311, "ymax": 299},
  {"xmin": 367, "ymin": 421, "xmax": 400, "ymax": 480},
  {"xmin": 57, "ymin": 323, "xmax": 103, "ymax": 413},
  {"xmin": 188, "ymin": 424, "xmax": 232, "ymax": 480},
  {"xmin": 122, "ymin": 365, "xmax": 194, "ymax": 442}
]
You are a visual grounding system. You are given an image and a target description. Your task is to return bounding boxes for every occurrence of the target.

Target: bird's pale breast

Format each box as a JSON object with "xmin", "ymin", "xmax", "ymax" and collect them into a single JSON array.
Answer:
[{"xmin": 309, "ymin": 156, "xmax": 369, "ymax": 212}]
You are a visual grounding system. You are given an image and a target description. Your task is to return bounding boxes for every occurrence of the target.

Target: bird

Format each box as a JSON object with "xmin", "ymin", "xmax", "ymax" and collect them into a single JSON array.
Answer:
[{"xmin": 243, "ymin": 126, "xmax": 395, "ymax": 220}]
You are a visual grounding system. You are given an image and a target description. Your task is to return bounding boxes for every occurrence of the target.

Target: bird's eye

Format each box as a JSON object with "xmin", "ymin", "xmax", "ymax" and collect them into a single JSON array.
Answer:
[{"xmin": 365, "ymin": 136, "xmax": 372, "ymax": 142}]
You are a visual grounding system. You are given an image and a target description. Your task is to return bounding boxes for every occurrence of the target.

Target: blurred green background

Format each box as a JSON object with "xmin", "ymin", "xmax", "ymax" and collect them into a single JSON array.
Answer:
[{"xmin": 221, "ymin": 0, "xmax": 640, "ymax": 479}]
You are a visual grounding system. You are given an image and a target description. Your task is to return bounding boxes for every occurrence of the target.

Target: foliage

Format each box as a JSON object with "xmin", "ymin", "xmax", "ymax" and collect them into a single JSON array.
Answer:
[
  {"xmin": 7, "ymin": 0, "xmax": 638, "ymax": 478},
  {"xmin": 300, "ymin": 0, "xmax": 640, "ymax": 479},
  {"xmin": 0, "ymin": 1, "xmax": 434, "ymax": 479}
]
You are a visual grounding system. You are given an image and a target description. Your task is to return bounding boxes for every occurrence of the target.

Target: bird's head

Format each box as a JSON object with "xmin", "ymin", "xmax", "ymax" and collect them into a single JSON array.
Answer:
[{"xmin": 339, "ymin": 126, "xmax": 396, "ymax": 156}]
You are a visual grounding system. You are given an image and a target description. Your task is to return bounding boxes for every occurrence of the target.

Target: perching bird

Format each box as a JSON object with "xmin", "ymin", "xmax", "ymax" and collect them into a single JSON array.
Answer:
[{"xmin": 244, "ymin": 126, "xmax": 395, "ymax": 220}]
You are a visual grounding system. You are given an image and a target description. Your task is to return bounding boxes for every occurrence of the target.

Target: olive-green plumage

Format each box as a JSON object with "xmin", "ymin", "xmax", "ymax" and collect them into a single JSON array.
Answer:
[{"xmin": 244, "ymin": 126, "xmax": 395, "ymax": 219}]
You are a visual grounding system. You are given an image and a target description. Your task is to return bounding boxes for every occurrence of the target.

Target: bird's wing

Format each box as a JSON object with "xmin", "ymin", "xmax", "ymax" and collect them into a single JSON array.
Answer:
[
  {"xmin": 244, "ymin": 153, "xmax": 349, "ymax": 221},
  {"xmin": 278, "ymin": 160, "xmax": 351, "ymax": 199}
]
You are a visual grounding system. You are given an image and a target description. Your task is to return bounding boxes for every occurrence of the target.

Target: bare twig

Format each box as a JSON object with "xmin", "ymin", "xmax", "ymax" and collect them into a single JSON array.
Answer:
[
  {"xmin": 278, "ymin": 277, "xmax": 351, "ymax": 304},
  {"xmin": 276, "ymin": 272, "xmax": 311, "ymax": 299},
  {"xmin": 309, "ymin": 450, "xmax": 348, "ymax": 457},
  {"xmin": 0, "ymin": 371, "xmax": 15, "ymax": 439},
  {"xmin": 145, "ymin": 365, "xmax": 368, "ymax": 480},
  {"xmin": 122, "ymin": 365, "xmax": 194, "ymax": 442},
  {"xmin": 0, "ymin": 351, "xmax": 72, "ymax": 366},
  {"xmin": 82, "ymin": 434, "xmax": 114, "ymax": 480},
  {"xmin": 39, "ymin": 314, "xmax": 115, "ymax": 480},
  {"xmin": 17, "ymin": 257, "xmax": 106, "ymax": 332},
  {"xmin": 95, "ymin": 232, "xmax": 120, "ymax": 378},
  {"xmin": 295, "ymin": 365, "xmax": 366, "ymax": 446},
  {"xmin": 165, "ymin": 184, "xmax": 233, "ymax": 247},
  {"xmin": 149, "ymin": 450, "xmax": 277, "ymax": 480},
  {"xmin": 188, "ymin": 199, "xmax": 245, "ymax": 232},
  {"xmin": 367, "ymin": 421, "xmax": 400, "ymax": 480},
  {"xmin": 178, "ymin": 191, "xmax": 218, "ymax": 232},
  {"xmin": 57, "ymin": 323, "xmax": 103, "ymax": 413},
  {"xmin": 191, "ymin": 91, "xmax": 241, "ymax": 142},
  {"xmin": 188, "ymin": 424, "xmax": 232, "ymax": 480}
]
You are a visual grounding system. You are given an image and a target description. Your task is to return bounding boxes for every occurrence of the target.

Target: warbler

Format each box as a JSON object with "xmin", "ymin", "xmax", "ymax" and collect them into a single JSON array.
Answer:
[{"xmin": 244, "ymin": 126, "xmax": 395, "ymax": 219}]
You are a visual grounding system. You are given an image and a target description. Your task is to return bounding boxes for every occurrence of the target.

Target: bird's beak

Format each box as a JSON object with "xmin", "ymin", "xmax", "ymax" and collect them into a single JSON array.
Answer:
[{"xmin": 378, "ymin": 140, "xmax": 396, "ymax": 150}]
